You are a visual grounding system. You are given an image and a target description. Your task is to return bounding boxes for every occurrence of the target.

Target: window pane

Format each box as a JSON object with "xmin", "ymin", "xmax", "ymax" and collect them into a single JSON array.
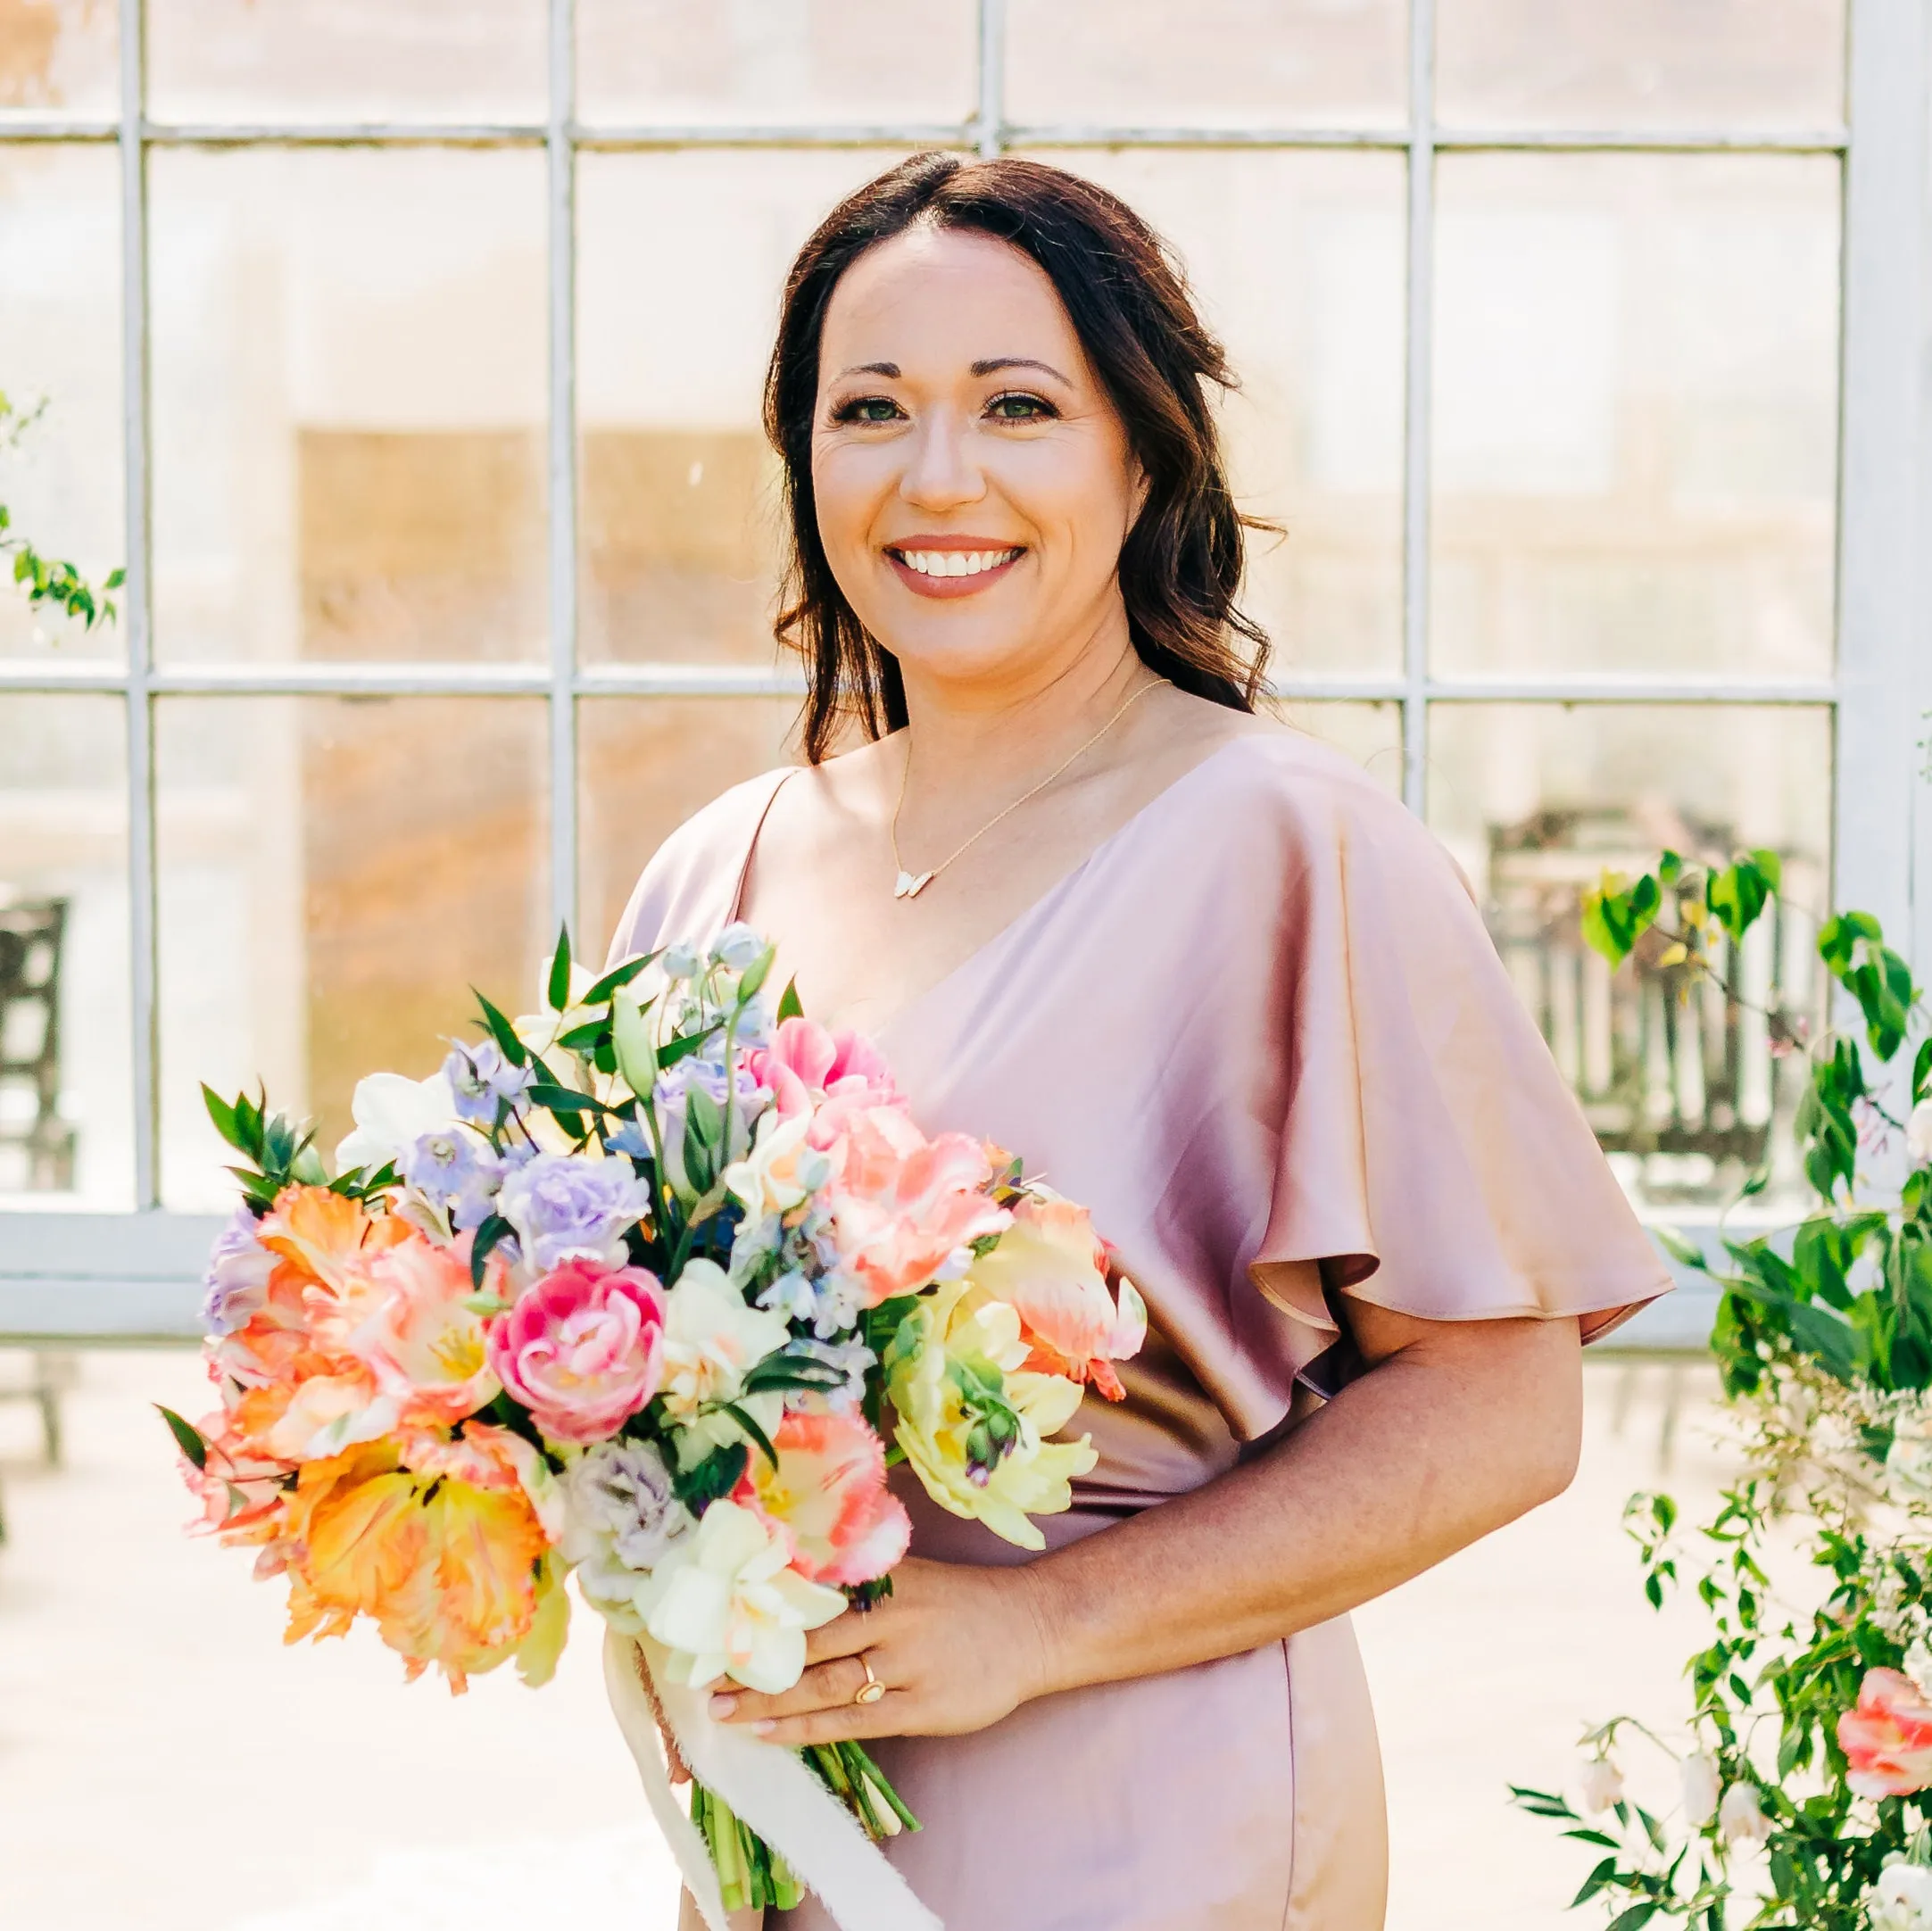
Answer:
[
  {"xmin": 1037, "ymin": 151, "xmax": 1405, "ymax": 677},
  {"xmin": 1427, "ymin": 702, "xmax": 1831, "ymax": 1216},
  {"xmin": 155, "ymin": 696, "xmax": 551, "ymax": 1208},
  {"xmin": 0, "ymin": 695, "xmax": 130, "ymax": 1209},
  {"xmin": 577, "ymin": 0, "xmax": 977, "ymax": 128},
  {"xmin": 579, "ymin": 695, "xmax": 799, "ymax": 957},
  {"xmin": 1279, "ymin": 699, "xmax": 1404, "ymax": 792},
  {"xmin": 150, "ymin": 148, "xmax": 548, "ymax": 667},
  {"xmin": 578, "ymin": 149, "xmax": 916, "ymax": 667},
  {"xmin": 1438, "ymin": 0, "xmax": 1845, "ymax": 131},
  {"xmin": 0, "ymin": 144, "xmax": 123, "ymax": 663},
  {"xmin": 1004, "ymin": 0, "xmax": 1406, "ymax": 129},
  {"xmin": 1430, "ymin": 153, "xmax": 1838, "ymax": 683},
  {"xmin": 147, "ymin": 0, "xmax": 545, "ymax": 124},
  {"xmin": 0, "ymin": 0, "xmax": 117, "ymax": 120}
]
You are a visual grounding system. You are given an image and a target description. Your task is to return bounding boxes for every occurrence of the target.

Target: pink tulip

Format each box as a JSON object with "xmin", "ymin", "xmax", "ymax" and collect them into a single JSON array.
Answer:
[
  {"xmin": 824, "ymin": 1107, "xmax": 1010, "ymax": 1305},
  {"xmin": 488, "ymin": 1258, "xmax": 666, "ymax": 1442},
  {"xmin": 1839, "ymin": 1668, "xmax": 1932, "ymax": 1796},
  {"xmin": 734, "ymin": 1409, "xmax": 911, "ymax": 1587},
  {"xmin": 750, "ymin": 1017, "xmax": 900, "ymax": 1130}
]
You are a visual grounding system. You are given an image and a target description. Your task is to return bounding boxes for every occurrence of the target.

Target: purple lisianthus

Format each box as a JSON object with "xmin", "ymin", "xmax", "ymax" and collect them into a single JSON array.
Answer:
[
  {"xmin": 402, "ymin": 1128, "xmax": 503, "ymax": 1231},
  {"xmin": 497, "ymin": 1150, "xmax": 651, "ymax": 1272},
  {"xmin": 443, "ymin": 1039, "xmax": 535, "ymax": 1129},
  {"xmin": 201, "ymin": 1203, "xmax": 275, "ymax": 1336}
]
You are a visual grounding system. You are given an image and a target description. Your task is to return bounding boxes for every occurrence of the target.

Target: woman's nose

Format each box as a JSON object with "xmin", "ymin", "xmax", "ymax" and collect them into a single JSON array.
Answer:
[{"xmin": 899, "ymin": 412, "xmax": 986, "ymax": 511}]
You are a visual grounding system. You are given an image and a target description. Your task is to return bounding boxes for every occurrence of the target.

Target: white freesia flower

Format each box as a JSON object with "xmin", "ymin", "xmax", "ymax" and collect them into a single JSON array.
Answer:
[
  {"xmin": 722, "ymin": 1110, "xmax": 831, "ymax": 1219},
  {"xmin": 1890, "ymin": 1411, "xmax": 1932, "ymax": 1505},
  {"xmin": 334, "ymin": 1069, "xmax": 459, "ymax": 1174},
  {"xmin": 1716, "ymin": 1780, "xmax": 1772, "ymax": 1846},
  {"xmin": 658, "ymin": 1259, "xmax": 791, "ymax": 1446},
  {"xmin": 1578, "ymin": 1754, "xmax": 1625, "ymax": 1815},
  {"xmin": 643, "ymin": 1498, "xmax": 847, "ymax": 1693},
  {"xmin": 1909, "ymin": 1098, "xmax": 1932, "ymax": 1166},
  {"xmin": 1868, "ymin": 1861, "xmax": 1932, "ymax": 1931},
  {"xmin": 1680, "ymin": 1751, "xmax": 1721, "ymax": 1827}
]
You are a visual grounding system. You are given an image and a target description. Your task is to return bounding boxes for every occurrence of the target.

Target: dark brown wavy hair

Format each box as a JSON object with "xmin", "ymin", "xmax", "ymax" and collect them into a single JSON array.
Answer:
[{"xmin": 762, "ymin": 152, "xmax": 1274, "ymax": 764}]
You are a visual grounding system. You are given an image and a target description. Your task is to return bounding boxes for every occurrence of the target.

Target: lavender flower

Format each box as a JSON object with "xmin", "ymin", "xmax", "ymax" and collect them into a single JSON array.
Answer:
[
  {"xmin": 401, "ymin": 1128, "xmax": 503, "ymax": 1231},
  {"xmin": 201, "ymin": 1203, "xmax": 274, "ymax": 1336},
  {"xmin": 652, "ymin": 1055, "xmax": 767, "ymax": 1195},
  {"xmin": 442, "ymin": 1040, "xmax": 535, "ymax": 1129},
  {"xmin": 497, "ymin": 1151, "xmax": 651, "ymax": 1272},
  {"xmin": 560, "ymin": 1438, "xmax": 692, "ymax": 1629}
]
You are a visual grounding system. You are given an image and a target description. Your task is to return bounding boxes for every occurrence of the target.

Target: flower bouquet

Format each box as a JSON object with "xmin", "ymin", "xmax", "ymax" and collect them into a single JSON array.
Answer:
[{"xmin": 162, "ymin": 922, "xmax": 1145, "ymax": 1928}]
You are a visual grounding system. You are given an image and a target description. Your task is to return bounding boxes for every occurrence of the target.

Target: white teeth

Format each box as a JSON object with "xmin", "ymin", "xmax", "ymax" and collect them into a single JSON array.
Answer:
[{"xmin": 897, "ymin": 548, "xmax": 1018, "ymax": 577}]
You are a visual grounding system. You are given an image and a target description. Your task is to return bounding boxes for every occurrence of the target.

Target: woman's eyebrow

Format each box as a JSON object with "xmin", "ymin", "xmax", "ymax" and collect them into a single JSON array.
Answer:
[
  {"xmin": 971, "ymin": 356, "xmax": 1071, "ymax": 383},
  {"xmin": 834, "ymin": 361, "xmax": 901, "ymax": 379}
]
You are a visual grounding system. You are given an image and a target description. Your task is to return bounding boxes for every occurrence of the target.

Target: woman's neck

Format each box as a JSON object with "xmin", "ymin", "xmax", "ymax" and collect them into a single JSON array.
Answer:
[{"xmin": 891, "ymin": 634, "xmax": 1158, "ymax": 829}]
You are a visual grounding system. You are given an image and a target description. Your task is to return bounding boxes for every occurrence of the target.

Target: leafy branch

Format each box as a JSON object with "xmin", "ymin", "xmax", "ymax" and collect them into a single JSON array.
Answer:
[{"xmin": 0, "ymin": 390, "xmax": 125, "ymax": 633}]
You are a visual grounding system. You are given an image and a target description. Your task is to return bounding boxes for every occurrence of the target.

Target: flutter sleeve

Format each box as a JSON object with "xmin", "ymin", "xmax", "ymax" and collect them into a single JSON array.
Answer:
[{"xmin": 1247, "ymin": 767, "xmax": 1671, "ymax": 1344}]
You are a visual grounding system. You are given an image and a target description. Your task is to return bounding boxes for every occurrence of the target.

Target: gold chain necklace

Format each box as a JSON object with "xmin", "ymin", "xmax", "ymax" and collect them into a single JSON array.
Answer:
[{"xmin": 889, "ymin": 679, "xmax": 1162, "ymax": 901}]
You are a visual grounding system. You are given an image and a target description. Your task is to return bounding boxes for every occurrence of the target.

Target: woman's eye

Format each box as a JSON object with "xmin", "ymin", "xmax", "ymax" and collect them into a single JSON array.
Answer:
[
  {"xmin": 987, "ymin": 392, "xmax": 1055, "ymax": 422},
  {"xmin": 833, "ymin": 395, "xmax": 904, "ymax": 425}
]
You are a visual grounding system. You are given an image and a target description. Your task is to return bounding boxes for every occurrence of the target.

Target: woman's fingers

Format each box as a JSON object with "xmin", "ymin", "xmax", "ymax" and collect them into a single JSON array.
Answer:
[
  {"xmin": 713, "ymin": 1652, "xmax": 881, "ymax": 1724},
  {"xmin": 803, "ymin": 1604, "xmax": 884, "ymax": 1666}
]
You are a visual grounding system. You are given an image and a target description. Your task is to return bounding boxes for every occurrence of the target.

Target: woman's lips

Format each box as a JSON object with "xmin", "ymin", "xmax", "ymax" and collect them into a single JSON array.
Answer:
[{"xmin": 884, "ymin": 544, "xmax": 1024, "ymax": 600}]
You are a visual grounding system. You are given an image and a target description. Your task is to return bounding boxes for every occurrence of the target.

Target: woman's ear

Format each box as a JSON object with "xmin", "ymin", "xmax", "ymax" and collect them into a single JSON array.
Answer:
[{"xmin": 1127, "ymin": 457, "xmax": 1151, "ymax": 526}]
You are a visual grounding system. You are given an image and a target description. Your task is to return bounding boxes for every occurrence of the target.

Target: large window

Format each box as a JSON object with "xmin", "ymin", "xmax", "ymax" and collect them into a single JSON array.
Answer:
[{"xmin": 2, "ymin": 0, "xmax": 1928, "ymax": 1331}]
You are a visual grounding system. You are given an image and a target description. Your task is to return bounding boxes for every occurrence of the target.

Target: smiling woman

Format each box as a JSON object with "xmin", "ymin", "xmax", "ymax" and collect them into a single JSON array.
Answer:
[{"xmin": 603, "ymin": 153, "xmax": 1673, "ymax": 1931}]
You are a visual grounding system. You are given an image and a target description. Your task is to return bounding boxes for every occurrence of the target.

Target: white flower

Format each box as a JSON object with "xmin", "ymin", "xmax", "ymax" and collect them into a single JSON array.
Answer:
[
  {"xmin": 1578, "ymin": 1755, "xmax": 1625, "ymax": 1815},
  {"xmin": 334, "ymin": 1069, "xmax": 459, "ymax": 1174},
  {"xmin": 642, "ymin": 1498, "xmax": 847, "ymax": 1693},
  {"xmin": 1909, "ymin": 1099, "xmax": 1932, "ymax": 1166},
  {"xmin": 659, "ymin": 1258, "xmax": 792, "ymax": 1428},
  {"xmin": 1680, "ymin": 1752, "xmax": 1721, "ymax": 1827},
  {"xmin": 1868, "ymin": 1861, "xmax": 1932, "ymax": 1931},
  {"xmin": 1716, "ymin": 1781, "xmax": 1772, "ymax": 1846},
  {"xmin": 722, "ymin": 1110, "xmax": 831, "ymax": 1219},
  {"xmin": 1890, "ymin": 1413, "xmax": 1932, "ymax": 1504}
]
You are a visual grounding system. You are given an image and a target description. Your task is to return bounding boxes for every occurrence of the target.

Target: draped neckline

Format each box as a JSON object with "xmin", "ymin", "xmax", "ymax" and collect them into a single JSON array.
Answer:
[{"xmin": 726, "ymin": 733, "xmax": 1259, "ymax": 1043}]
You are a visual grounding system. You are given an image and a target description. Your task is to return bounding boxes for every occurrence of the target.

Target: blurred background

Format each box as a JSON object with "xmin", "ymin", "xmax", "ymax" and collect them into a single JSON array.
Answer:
[{"xmin": 1, "ymin": 1, "xmax": 1928, "ymax": 1926}]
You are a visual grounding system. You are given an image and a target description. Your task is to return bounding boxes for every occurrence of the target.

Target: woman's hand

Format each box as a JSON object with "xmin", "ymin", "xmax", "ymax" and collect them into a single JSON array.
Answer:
[{"xmin": 707, "ymin": 1555, "xmax": 1053, "ymax": 1746}]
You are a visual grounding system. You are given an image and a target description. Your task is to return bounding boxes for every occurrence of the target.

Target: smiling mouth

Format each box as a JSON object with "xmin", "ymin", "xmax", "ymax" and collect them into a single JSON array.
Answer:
[{"xmin": 886, "ymin": 546, "xmax": 1024, "ymax": 579}]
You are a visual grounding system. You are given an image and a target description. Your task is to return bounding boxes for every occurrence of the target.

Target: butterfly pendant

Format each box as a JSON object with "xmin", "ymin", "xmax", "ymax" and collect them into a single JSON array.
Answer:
[{"xmin": 893, "ymin": 869, "xmax": 936, "ymax": 900}]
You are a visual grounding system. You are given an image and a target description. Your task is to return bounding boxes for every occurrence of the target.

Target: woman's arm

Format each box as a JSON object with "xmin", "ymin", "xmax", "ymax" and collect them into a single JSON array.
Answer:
[{"xmin": 709, "ymin": 1273, "xmax": 1585, "ymax": 1744}]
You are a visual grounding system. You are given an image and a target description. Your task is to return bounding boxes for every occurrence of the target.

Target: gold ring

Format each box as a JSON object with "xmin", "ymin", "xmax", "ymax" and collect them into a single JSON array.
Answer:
[{"xmin": 851, "ymin": 1653, "xmax": 886, "ymax": 1706}]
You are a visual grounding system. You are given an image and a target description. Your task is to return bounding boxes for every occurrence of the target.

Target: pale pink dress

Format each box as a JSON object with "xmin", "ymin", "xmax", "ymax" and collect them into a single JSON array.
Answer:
[{"xmin": 609, "ymin": 730, "xmax": 1671, "ymax": 1931}]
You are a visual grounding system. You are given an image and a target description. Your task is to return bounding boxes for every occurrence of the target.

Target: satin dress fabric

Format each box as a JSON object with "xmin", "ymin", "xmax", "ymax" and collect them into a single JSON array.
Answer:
[{"xmin": 609, "ymin": 730, "xmax": 1673, "ymax": 1931}]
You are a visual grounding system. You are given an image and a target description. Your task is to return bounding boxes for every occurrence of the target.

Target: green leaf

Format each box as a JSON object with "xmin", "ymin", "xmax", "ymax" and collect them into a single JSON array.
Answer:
[
  {"xmin": 1582, "ymin": 871, "xmax": 1663, "ymax": 968},
  {"xmin": 547, "ymin": 925, "xmax": 574, "ymax": 1014},
  {"xmin": 718, "ymin": 1399, "xmax": 778, "ymax": 1469},
  {"xmin": 1748, "ymin": 847, "xmax": 1783, "ymax": 892},
  {"xmin": 473, "ymin": 990, "xmax": 529, "ymax": 1068},
  {"xmin": 1571, "ymin": 1857, "xmax": 1619, "ymax": 1908},
  {"xmin": 580, "ymin": 951, "xmax": 656, "ymax": 1007},
  {"xmin": 201, "ymin": 1083, "xmax": 245, "ymax": 1155},
  {"xmin": 776, "ymin": 977, "xmax": 804, "ymax": 1024},
  {"xmin": 671, "ymin": 1441, "xmax": 749, "ymax": 1512},
  {"xmin": 1605, "ymin": 1903, "xmax": 1660, "ymax": 1931},
  {"xmin": 526, "ymin": 1080, "xmax": 617, "ymax": 1118},
  {"xmin": 1706, "ymin": 855, "xmax": 1775, "ymax": 945},
  {"xmin": 469, "ymin": 1214, "xmax": 513, "ymax": 1289},
  {"xmin": 156, "ymin": 1404, "xmax": 209, "ymax": 1471},
  {"xmin": 1654, "ymin": 1225, "xmax": 1706, "ymax": 1271}
]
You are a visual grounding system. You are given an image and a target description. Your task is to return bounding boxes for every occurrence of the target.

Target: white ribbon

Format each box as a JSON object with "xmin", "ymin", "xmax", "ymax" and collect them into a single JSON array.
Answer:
[{"xmin": 601, "ymin": 1627, "xmax": 944, "ymax": 1931}]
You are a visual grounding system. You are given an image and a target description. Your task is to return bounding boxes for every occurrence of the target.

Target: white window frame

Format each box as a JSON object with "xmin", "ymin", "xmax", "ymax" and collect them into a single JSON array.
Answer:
[{"xmin": 2, "ymin": 0, "xmax": 1927, "ymax": 1341}]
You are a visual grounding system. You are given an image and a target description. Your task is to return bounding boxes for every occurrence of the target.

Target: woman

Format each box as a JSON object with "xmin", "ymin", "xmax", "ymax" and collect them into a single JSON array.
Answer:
[{"xmin": 610, "ymin": 152, "xmax": 1670, "ymax": 1931}]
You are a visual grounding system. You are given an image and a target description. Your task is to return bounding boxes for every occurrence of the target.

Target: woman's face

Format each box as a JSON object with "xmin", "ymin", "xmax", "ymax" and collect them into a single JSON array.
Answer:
[{"xmin": 811, "ymin": 224, "xmax": 1145, "ymax": 699}]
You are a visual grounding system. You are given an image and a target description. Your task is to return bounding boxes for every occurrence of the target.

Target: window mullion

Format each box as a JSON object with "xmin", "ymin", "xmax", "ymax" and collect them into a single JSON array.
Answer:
[
  {"xmin": 121, "ymin": 0, "xmax": 158, "ymax": 1211},
  {"xmin": 548, "ymin": 0, "xmax": 579, "ymax": 952},
  {"xmin": 1400, "ymin": 0, "xmax": 1436, "ymax": 816},
  {"xmin": 977, "ymin": 0, "xmax": 1007, "ymax": 157}
]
